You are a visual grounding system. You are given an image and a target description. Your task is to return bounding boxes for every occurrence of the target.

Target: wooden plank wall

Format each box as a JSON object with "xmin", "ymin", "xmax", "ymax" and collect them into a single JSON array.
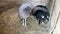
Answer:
[{"xmin": 50, "ymin": 0, "xmax": 60, "ymax": 34}]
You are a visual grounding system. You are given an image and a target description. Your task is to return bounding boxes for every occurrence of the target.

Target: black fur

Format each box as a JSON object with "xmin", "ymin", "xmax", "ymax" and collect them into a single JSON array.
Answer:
[{"xmin": 32, "ymin": 5, "xmax": 50, "ymax": 24}]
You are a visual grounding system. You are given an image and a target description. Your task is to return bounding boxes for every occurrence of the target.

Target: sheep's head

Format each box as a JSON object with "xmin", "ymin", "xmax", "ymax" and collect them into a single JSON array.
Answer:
[{"xmin": 32, "ymin": 5, "xmax": 50, "ymax": 24}]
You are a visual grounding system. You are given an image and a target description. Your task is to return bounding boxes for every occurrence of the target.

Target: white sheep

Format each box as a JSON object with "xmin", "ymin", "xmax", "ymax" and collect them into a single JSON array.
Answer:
[{"xmin": 18, "ymin": 3, "xmax": 31, "ymax": 26}]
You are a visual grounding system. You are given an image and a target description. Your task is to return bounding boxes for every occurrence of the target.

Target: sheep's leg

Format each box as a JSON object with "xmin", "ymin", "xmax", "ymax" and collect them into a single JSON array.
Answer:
[
  {"xmin": 22, "ymin": 19, "xmax": 27, "ymax": 27},
  {"xmin": 22, "ymin": 19, "xmax": 25, "ymax": 26},
  {"xmin": 39, "ymin": 20, "xmax": 41, "ymax": 24},
  {"xmin": 25, "ymin": 19, "xmax": 27, "ymax": 27}
]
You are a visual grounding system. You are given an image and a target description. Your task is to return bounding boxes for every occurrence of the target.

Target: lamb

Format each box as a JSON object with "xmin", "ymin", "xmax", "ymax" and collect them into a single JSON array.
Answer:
[
  {"xmin": 31, "ymin": 5, "xmax": 50, "ymax": 24},
  {"xmin": 18, "ymin": 3, "xmax": 31, "ymax": 26}
]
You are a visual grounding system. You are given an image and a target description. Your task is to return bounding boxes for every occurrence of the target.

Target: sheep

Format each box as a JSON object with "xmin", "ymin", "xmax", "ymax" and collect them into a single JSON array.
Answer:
[
  {"xmin": 31, "ymin": 5, "xmax": 50, "ymax": 25},
  {"xmin": 18, "ymin": 0, "xmax": 50, "ymax": 26},
  {"xmin": 18, "ymin": 3, "xmax": 31, "ymax": 27}
]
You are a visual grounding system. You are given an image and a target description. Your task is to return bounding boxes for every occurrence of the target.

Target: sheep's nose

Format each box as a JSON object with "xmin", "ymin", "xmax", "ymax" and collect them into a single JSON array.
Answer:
[{"xmin": 47, "ymin": 16, "xmax": 50, "ymax": 20}]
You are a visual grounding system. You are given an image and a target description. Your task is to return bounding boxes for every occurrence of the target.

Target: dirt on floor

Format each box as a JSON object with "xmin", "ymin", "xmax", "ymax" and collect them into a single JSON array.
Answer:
[{"xmin": 0, "ymin": 5, "xmax": 50, "ymax": 34}]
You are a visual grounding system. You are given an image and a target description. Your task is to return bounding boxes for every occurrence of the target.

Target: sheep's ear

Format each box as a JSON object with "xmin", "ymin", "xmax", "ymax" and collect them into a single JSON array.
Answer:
[
  {"xmin": 44, "ymin": 6, "xmax": 48, "ymax": 9},
  {"xmin": 44, "ymin": 6, "xmax": 46, "ymax": 8}
]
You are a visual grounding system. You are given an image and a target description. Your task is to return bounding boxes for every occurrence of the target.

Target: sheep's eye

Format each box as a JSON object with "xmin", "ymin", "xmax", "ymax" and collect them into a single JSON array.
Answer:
[
  {"xmin": 41, "ymin": 16, "xmax": 44, "ymax": 18},
  {"xmin": 47, "ymin": 16, "xmax": 49, "ymax": 18}
]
